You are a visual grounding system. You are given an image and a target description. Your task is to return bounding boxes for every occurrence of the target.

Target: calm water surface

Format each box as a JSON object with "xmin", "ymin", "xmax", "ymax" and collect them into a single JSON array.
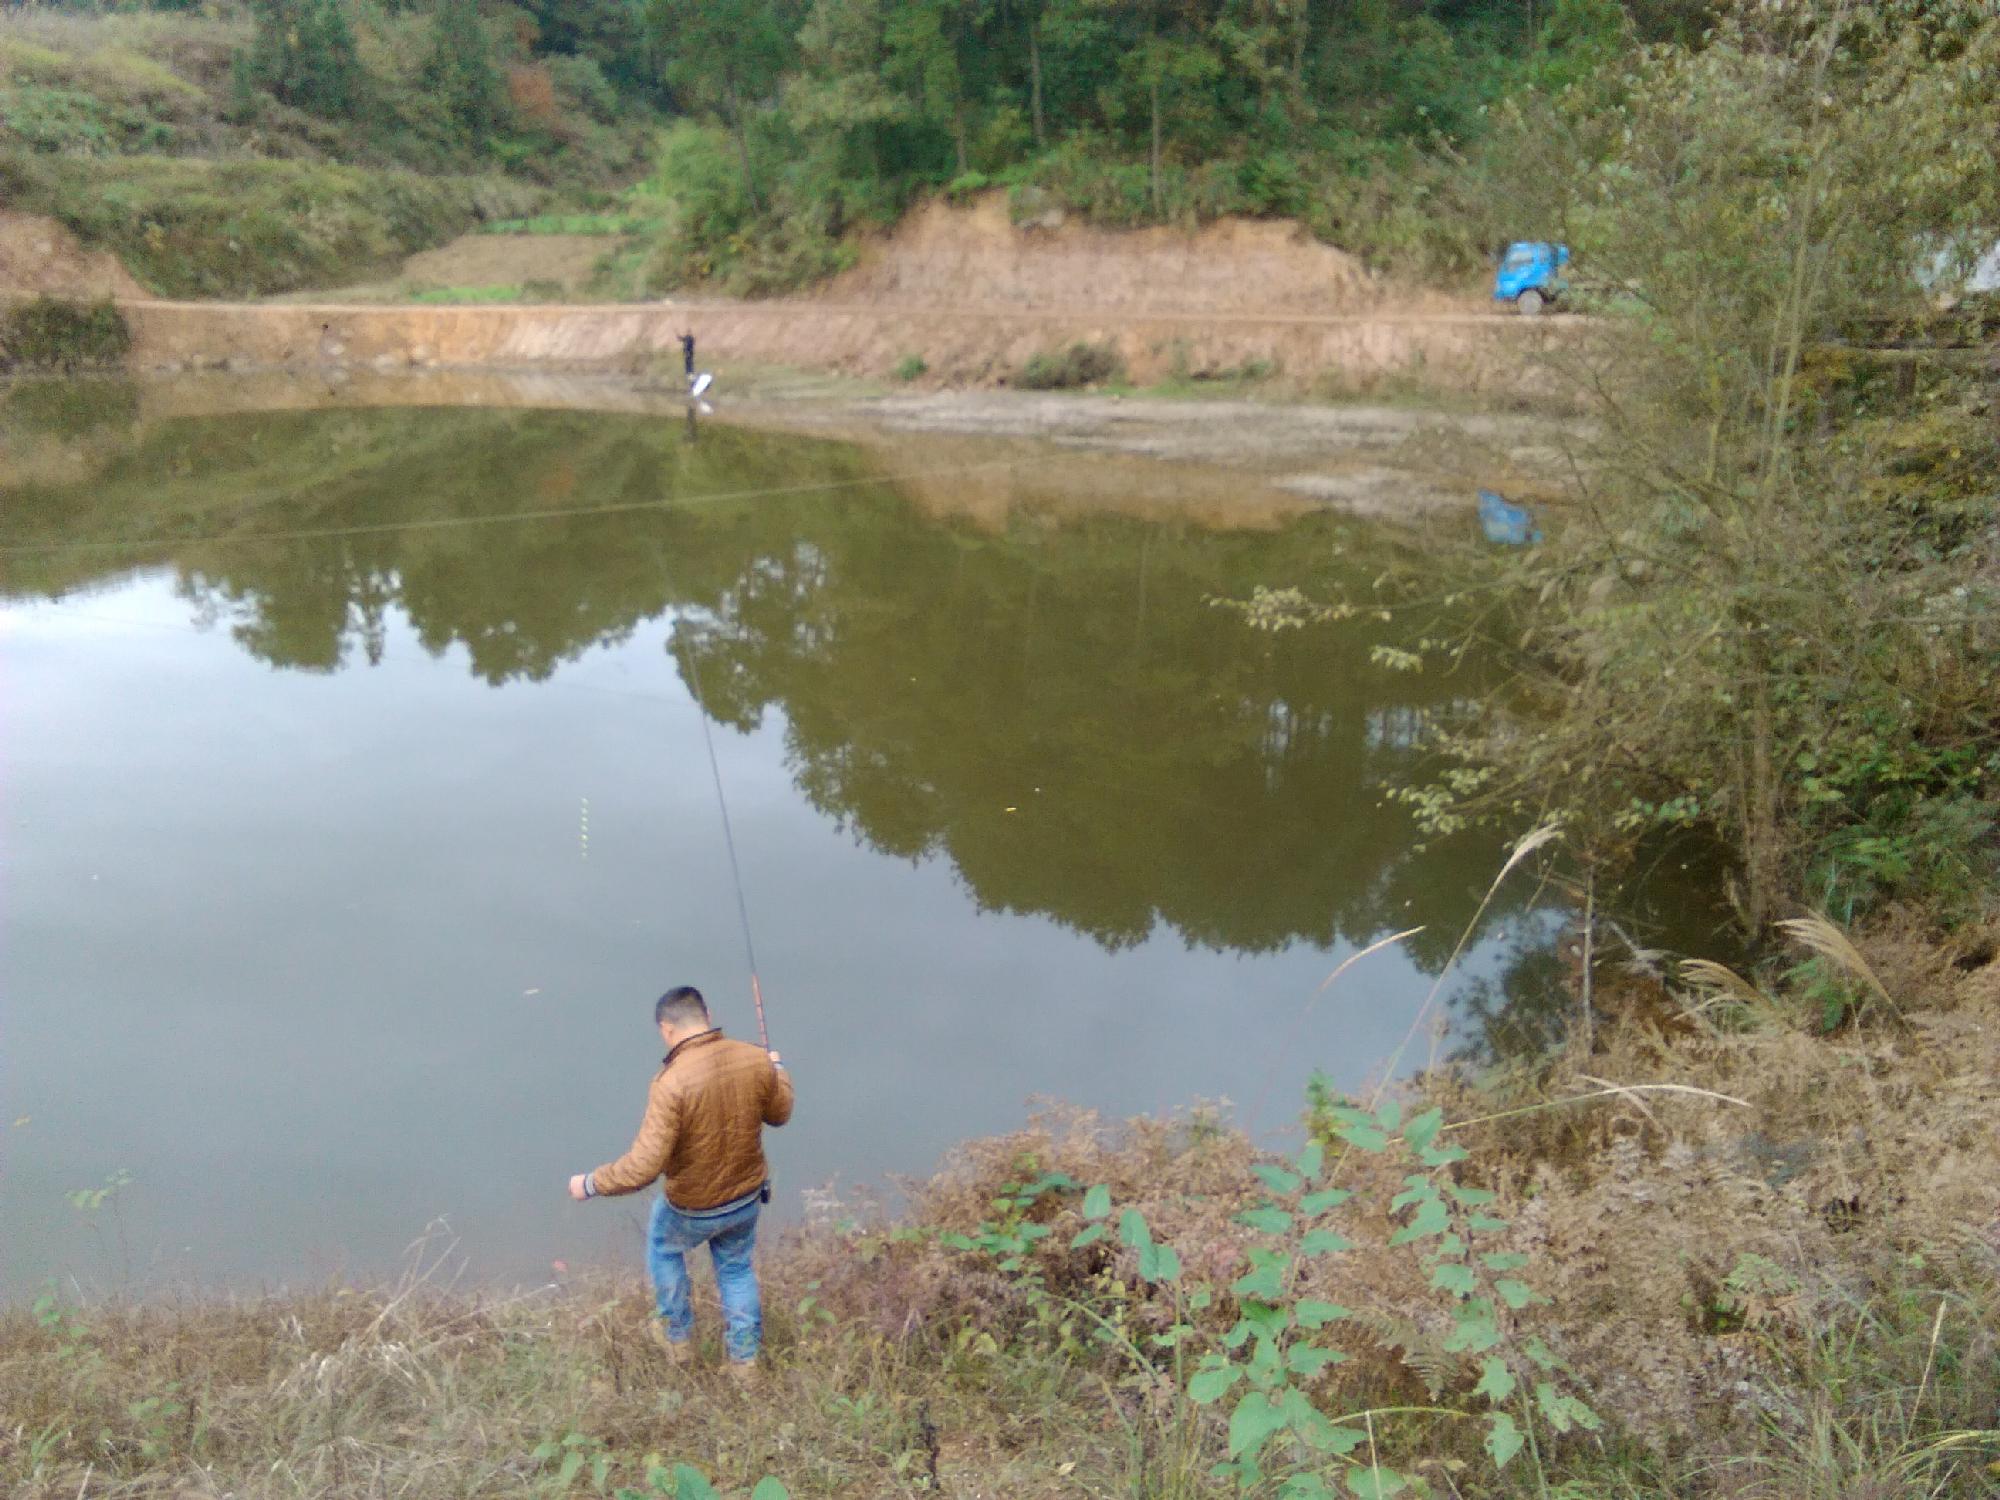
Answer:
[{"xmin": 0, "ymin": 387, "xmax": 1660, "ymax": 1292}]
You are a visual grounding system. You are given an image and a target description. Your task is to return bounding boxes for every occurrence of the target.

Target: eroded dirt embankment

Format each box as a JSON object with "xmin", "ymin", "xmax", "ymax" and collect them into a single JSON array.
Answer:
[
  {"xmin": 4, "ymin": 199, "xmax": 1572, "ymax": 398},
  {"xmin": 113, "ymin": 295, "xmax": 1572, "ymax": 404}
]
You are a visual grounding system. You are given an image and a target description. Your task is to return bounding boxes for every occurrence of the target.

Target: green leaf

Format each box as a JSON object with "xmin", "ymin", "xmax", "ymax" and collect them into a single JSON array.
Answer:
[
  {"xmin": 1082, "ymin": 1184, "xmax": 1112, "ymax": 1220},
  {"xmin": 1300, "ymin": 1188, "xmax": 1352, "ymax": 1215},
  {"xmin": 1444, "ymin": 1299, "xmax": 1500, "ymax": 1354},
  {"xmin": 1294, "ymin": 1141, "xmax": 1325, "ymax": 1180},
  {"xmin": 1419, "ymin": 1142, "xmax": 1471, "ymax": 1167},
  {"xmin": 673, "ymin": 1466, "xmax": 720, "ymax": 1500},
  {"xmin": 1481, "ymin": 1252, "xmax": 1530, "ymax": 1272},
  {"xmin": 1495, "ymin": 1278, "xmax": 1536, "ymax": 1310},
  {"xmin": 1375, "ymin": 1099, "xmax": 1403, "ymax": 1131},
  {"xmin": 1299, "ymin": 1229, "xmax": 1353, "ymax": 1257},
  {"xmin": 1253, "ymin": 1164, "xmax": 1304, "ymax": 1195},
  {"xmin": 1536, "ymin": 1385, "xmax": 1602, "ymax": 1434},
  {"xmin": 1119, "ymin": 1208, "xmax": 1152, "ymax": 1252},
  {"xmin": 1232, "ymin": 1251, "xmax": 1288, "ymax": 1301},
  {"xmin": 1340, "ymin": 1125, "xmax": 1391, "ymax": 1153},
  {"xmin": 1430, "ymin": 1262, "xmax": 1477, "ymax": 1296},
  {"xmin": 557, "ymin": 1452, "xmax": 585, "ymax": 1487},
  {"xmin": 1485, "ymin": 1411, "xmax": 1525, "ymax": 1469},
  {"xmin": 1139, "ymin": 1242, "xmax": 1182, "ymax": 1284},
  {"xmin": 532, "ymin": 1441, "xmax": 559, "ymax": 1462},
  {"xmin": 1294, "ymin": 1299, "xmax": 1349, "ymax": 1329},
  {"xmin": 1233, "ymin": 1265, "xmax": 1284, "ymax": 1300},
  {"xmin": 1388, "ymin": 1185, "xmax": 1434, "ymax": 1213},
  {"xmin": 1447, "ymin": 1185, "xmax": 1498, "ymax": 1208},
  {"xmin": 1242, "ymin": 1300, "xmax": 1288, "ymax": 1334},
  {"xmin": 1238, "ymin": 1206, "xmax": 1293, "ymax": 1233},
  {"xmin": 1403, "ymin": 1107, "xmax": 1444, "ymax": 1152},
  {"xmin": 1188, "ymin": 1365, "xmax": 1243, "ymax": 1404},
  {"xmin": 1473, "ymin": 1356, "xmax": 1516, "ymax": 1404},
  {"xmin": 1388, "ymin": 1198, "xmax": 1451, "ymax": 1245},
  {"xmin": 1279, "ymin": 1476, "xmax": 1339, "ymax": 1500},
  {"xmin": 1247, "ymin": 1329, "xmax": 1284, "ymax": 1388},
  {"xmin": 1286, "ymin": 1343, "xmax": 1347, "ymax": 1377},
  {"xmin": 1468, "ymin": 1214, "xmax": 1510, "ymax": 1235},
  {"xmin": 750, "ymin": 1481, "xmax": 791, "ymax": 1500},
  {"xmin": 1071, "ymin": 1223, "xmax": 1107, "ymax": 1249},
  {"xmin": 1223, "ymin": 1320, "xmax": 1254, "ymax": 1349},
  {"xmin": 1228, "ymin": 1392, "xmax": 1289, "ymax": 1459},
  {"xmin": 1524, "ymin": 1336, "xmax": 1559, "ymax": 1371},
  {"xmin": 1345, "ymin": 1467, "xmax": 1411, "ymax": 1498},
  {"xmin": 1277, "ymin": 1386, "xmax": 1342, "ymax": 1450}
]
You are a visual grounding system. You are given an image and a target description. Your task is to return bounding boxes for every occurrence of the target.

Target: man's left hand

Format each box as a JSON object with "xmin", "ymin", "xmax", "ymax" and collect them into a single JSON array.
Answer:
[{"xmin": 567, "ymin": 1173, "xmax": 589, "ymax": 1201}]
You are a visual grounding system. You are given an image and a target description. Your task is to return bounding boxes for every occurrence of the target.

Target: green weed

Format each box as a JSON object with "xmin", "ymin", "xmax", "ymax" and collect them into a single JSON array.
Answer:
[
  {"xmin": 0, "ymin": 296, "xmax": 131, "ymax": 373},
  {"xmin": 1016, "ymin": 342, "xmax": 1122, "ymax": 391}
]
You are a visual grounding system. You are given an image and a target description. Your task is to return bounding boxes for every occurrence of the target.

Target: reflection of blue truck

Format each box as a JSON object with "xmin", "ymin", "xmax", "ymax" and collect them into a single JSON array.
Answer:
[{"xmin": 1494, "ymin": 241, "xmax": 1569, "ymax": 314}]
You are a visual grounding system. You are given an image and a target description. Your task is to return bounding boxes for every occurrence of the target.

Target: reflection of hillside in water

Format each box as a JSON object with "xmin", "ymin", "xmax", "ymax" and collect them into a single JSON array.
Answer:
[{"xmin": 0, "ymin": 401, "xmax": 1540, "ymax": 965}]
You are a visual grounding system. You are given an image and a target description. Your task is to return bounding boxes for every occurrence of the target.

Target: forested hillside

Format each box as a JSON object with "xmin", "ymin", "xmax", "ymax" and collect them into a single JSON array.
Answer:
[
  {"xmin": 0, "ymin": 0, "xmax": 1714, "ymax": 297},
  {"xmin": 636, "ymin": 0, "xmax": 1709, "ymax": 288}
]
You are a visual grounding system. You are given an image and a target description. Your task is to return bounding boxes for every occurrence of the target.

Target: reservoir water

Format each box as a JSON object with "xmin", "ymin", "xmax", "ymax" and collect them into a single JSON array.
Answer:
[{"xmin": 0, "ymin": 387, "xmax": 1665, "ymax": 1292}]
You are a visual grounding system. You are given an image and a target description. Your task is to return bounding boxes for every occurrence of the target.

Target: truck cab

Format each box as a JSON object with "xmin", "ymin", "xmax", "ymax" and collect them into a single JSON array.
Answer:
[{"xmin": 1494, "ymin": 241, "xmax": 1569, "ymax": 314}]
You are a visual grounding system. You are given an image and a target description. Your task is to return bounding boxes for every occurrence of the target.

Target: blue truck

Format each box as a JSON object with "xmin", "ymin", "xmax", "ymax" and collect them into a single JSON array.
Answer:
[{"xmin": 1494, "ymin": 241, "xmax": 1569, "ymax": 314}]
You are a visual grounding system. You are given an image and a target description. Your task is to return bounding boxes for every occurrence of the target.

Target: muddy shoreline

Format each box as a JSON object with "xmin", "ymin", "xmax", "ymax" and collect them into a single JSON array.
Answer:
[{"xmin": 9, "ymin": 366, "xmax": 1580, "ymax": 523}]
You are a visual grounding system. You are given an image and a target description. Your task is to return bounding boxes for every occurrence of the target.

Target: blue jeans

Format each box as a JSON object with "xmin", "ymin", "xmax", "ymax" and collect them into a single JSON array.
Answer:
[{"xmin": 647, "ymin": 1191, "xmax": 763, "ymax": 1362}]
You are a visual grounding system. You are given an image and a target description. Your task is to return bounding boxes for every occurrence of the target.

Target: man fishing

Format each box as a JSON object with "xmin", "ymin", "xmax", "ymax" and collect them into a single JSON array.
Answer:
[
  {"xmin": 568, "ymin": 985, "xmax": 793, "ymax": 1379},
  {"xmin": 678, "ymin": 330, "xmax": 697, "ymax": 388}
]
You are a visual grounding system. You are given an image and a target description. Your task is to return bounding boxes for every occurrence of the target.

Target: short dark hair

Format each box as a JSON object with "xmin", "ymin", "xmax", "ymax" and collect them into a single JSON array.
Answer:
[{"xmin": 655, "ymin": 986, "xmax": 708, "ymax": 1030}]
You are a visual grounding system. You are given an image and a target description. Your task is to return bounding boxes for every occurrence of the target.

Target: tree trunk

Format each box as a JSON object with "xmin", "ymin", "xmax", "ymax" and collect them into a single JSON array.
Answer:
[
  {"xmin": 1149, "ymin": 73, "xmax": 1162, "ymax": 218},
  {"xmin": 725, "ymin": 72, "xmax": 761, "ymax": 213},
  {"xmin": 1028, "ymin": 16, "xmax": 1046, "ymax": 147},
  {"xmin": 954, "ymin": 96, "xmax": 969, "ymax": 173}
]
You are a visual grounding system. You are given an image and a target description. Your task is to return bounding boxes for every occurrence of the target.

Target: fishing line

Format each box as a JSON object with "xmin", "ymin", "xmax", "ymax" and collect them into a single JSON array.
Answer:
[
  {"xmin": 671, "ymin": 626, "xmax": 770, "ymax": 1051},
  {"xmin": 0, "ymin": 457, "xmax": 1029, "ymax": 558}
]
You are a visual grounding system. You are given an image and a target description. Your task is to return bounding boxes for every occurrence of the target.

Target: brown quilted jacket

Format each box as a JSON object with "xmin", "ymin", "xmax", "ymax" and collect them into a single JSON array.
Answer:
[{"xmin": 590, "ymin": 1029, "xmax": 795, "ymax": 1210}]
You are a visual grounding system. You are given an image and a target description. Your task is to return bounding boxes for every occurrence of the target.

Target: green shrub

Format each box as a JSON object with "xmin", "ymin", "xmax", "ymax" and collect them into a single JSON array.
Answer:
[
  {"xmin": 0, "ymin": 296, "xmax": 132, "ymax": 372},
  {"xmin": 1016, "ymin": 341, "xmax": 1121, "ymax": 390},
  {"xmin": 893, "ymin": 354, "xmax": 928, "ymax": 381}
]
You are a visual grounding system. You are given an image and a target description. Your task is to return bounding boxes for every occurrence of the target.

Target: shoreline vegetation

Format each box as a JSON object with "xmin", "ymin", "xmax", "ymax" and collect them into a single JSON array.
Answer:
[
  {"xmin": 5, "ymin": 0, "xmax": 1999, "ymax": 1496},
  {"xmin": 5, "ymin": 894, "xmax": 1996, "ymax": 1496}
]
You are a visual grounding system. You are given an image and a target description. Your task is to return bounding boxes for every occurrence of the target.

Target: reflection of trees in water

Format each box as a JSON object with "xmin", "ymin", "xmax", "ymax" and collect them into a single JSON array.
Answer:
[
  {"xmin": 1444, "ymin": 910, "xmax": 1577, "ymax": 1069},
  {"xmin": 1, "ymin": 406, "xmax": 1549, "ymax": 968}
]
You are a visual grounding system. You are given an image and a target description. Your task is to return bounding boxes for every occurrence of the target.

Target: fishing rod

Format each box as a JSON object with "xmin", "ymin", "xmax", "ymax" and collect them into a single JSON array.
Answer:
[{"xmin": 672, "ymin": 627, "xmax": 771, "ymax": 1052}]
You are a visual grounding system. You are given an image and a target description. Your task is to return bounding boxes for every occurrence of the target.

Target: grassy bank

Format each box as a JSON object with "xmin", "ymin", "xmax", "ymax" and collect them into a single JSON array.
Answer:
[{"xmin": 7, "ymin": 900, "xmax": 1997, "ymax": 1497}]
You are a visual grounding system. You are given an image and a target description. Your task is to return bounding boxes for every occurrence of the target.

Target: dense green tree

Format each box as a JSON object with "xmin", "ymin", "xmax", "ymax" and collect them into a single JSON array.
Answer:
[
  {"xmin": 520, "ymin": 0, "xmax": 656, "ymax": 95},
  {"xmin": 244, "ymin": 0, "xmax": 365, "ymax": 119},
  {"xmin": 649, "ymin": 0, "xmax": 800, "ymax": 208},
  {"xmin": 424, "ymin": 0, "xmax": 506, "ymax": 139}
]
